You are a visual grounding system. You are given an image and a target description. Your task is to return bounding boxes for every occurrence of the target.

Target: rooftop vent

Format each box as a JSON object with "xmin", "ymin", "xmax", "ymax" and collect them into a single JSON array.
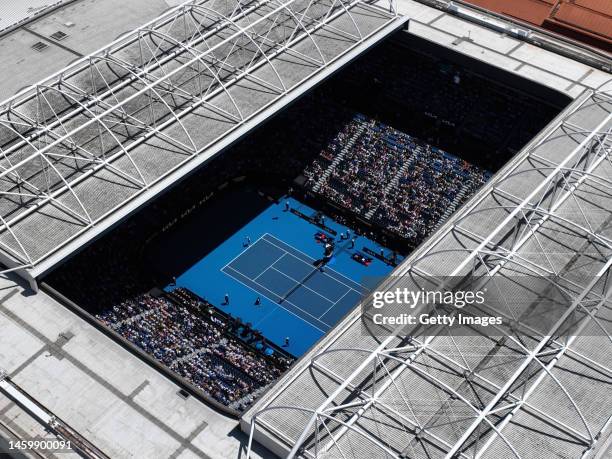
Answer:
[
  {"xmin": 31, "ymin": 41, "xmax": 49, "ymax": 52},
  {"xmin": 50, "ymin": 30, "xmax": 68, "ymax": 41}
]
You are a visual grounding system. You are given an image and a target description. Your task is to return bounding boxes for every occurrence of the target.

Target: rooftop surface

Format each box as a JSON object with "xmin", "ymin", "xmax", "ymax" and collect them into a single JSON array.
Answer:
[
  {"xmin": 243, "ymin": 63, "xmax": 612, "ymax": 459},
  {"xmin": 0, "ymin": 0, "xmax": 609, "ymax": 112},
  {"xmin": 0, "ymin": 0, "xmax": 611, "ymax": 458},
  {"xmin": 0, "ymin": 1, "xmax": 64, "ymax": 32},
  {"xmin": 0, "ymin": 0, "xmax": 178, "ymax": 101},
  {"xmin": 243, "ymin": 91, "xmax": 612, "ymax": 459},
  {"xmin": 0, "ymin": 0, "xmax": 401, "ymax": 286},
  {"xmin": 459, "ymin": 0, "xmax": 612, "ymax": 52}
]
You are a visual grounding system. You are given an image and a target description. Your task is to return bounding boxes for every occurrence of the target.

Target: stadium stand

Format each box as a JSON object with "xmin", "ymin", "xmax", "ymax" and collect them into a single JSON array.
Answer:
[
  {"xmin": 97, "ymin": 288, "xmax": 293, "ymax": 412},
  {"xmin": 303, "ymin": 113, "xmax": 490, "ymax": 246},
  {"xmin": 335, "ymin": 39, "xmax": 562, "ymax": 165}
]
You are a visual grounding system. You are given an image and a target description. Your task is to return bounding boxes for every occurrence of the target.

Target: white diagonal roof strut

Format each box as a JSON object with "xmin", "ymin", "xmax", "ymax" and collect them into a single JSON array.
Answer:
[
  {"xmin": 248, "ymin": 87, "xmax": 612, "ymax": 459},
  {"xmin": 0, "ymin": 0, "xmax": 402, "ymax": 280}
]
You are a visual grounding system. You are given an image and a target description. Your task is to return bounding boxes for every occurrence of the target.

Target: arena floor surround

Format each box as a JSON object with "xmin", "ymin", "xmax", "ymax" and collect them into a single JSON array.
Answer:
[{"xmin": 166, "ymin": 197, "xmax": 396, "ymax": 356}]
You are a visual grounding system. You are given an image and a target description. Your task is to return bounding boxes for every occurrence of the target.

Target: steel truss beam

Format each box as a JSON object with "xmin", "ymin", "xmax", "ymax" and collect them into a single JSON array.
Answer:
[
  {"xmin": 0, "ymin": 0, "xmax": 399, "ymax": 275},
  {"xmin": 248, "ymin": 89, "xmax": 612, "ymax": 459}
]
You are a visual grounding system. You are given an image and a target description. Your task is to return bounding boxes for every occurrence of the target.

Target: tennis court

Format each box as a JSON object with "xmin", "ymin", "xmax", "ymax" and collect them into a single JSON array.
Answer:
[
  {"xmin": 222, "ymin": 233, "xmax": 368, "ymax": 331},
  {"xmin": 167, "ymin": 194, "xmax": 397, "ymax": 356}
]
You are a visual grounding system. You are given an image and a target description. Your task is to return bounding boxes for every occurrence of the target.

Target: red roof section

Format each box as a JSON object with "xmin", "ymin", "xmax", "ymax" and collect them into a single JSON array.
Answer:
[{"xmin": 460, "ymin": 0, "xmax": 612, "ymax": 52}]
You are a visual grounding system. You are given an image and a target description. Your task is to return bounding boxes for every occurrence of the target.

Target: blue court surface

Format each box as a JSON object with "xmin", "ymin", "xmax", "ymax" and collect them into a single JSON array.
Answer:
[{"xmin": 167, "ymin": 197, "xmax": 397, "ymax": 356}]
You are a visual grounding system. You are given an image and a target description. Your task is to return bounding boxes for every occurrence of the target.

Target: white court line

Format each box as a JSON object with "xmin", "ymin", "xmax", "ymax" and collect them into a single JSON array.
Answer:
[
  {"xmin": 224, "ymin": 265, "xmax": 329, "ymax": 333},
  {"xmin": 223, "ymin": 265, "xmax": 329, "ymax": 333},
  {"xmin": 253, "ymin": 253, "xmax": 287, "ymax": 281},
  {"xmin": 229, "ymin": 234, "xmax": 356, "ymax": 296},
  {"xmin": 318, "ymin": 289, "xmax": 353, "ymax": 320},
  {"xmin": 221, "ymin": 233, "xmax": 267, "ymax": 271},
  {"xmin": 264, "ymin": 232, "xmax": 367, "ymax": 292},
  {"xmin": 220, "ymin": 233, "xmax": 365, "ymax": 331},
  {"xmin": 268, "ymin": 266, "xmax": 341, "ymax": 305},
  {"xmin": 262, "ymin": 233, "xmax": 367, "ymax": 293}
]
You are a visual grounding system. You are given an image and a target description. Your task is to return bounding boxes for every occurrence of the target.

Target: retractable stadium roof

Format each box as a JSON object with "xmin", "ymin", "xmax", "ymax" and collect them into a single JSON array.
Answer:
[
  {"xmin": 0, "ymin": 0, "xmax": 404, "ymax": 289},
  {"xmin": 244, "ymin": 83, "xmax": 612, "ymax": 459}
]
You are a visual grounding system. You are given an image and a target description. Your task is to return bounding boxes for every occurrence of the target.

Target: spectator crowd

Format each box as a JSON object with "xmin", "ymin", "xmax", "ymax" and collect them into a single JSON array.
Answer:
[
  {"xmin": 304, "ymin": 114, "xmax": 490, "ymax": 247},
  {"xmin": 97, "ymin": 289, "xmax": 293, "ymax": 412}
]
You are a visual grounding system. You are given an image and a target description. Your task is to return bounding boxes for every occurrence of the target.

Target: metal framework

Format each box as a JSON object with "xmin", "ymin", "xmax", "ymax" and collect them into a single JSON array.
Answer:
[
  {"xmin": 0, "ymin": 0, "xmax": 402, "ymax": 286},
  {"xmin": 245, "ymin": 85, "xmax": 612, "ymax": 458}
]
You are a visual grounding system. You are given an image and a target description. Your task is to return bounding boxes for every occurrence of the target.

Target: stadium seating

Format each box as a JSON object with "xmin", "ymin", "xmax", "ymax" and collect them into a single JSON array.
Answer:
[
  {"xmin": 343, "ymin": 42, "xmax": 555, "ymax": 153},
  {"xmin": 303, "ymin": 114, "xmax": 489, "ymax": 247},
  {"xmin": 97, "ymin": 290, "xmax": 292, "ymax": 411}
]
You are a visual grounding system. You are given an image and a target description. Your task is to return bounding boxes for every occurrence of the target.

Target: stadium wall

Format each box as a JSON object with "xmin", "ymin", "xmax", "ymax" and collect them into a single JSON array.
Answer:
[{"xmin": 398, "ymin": 33, "xmax": 572, "ymax": 108}]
